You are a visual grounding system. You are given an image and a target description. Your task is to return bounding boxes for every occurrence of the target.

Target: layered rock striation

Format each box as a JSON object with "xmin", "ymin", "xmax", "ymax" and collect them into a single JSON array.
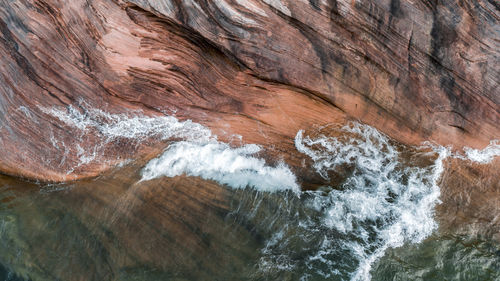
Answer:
[{"xmin": 0, "ymin": 0, "xmax": 498, "ymax": 181}]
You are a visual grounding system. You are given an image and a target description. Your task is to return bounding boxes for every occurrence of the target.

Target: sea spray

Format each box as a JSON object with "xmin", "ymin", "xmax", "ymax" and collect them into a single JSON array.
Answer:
[
  {"xmin": 141, "ymin": 141, "xmax": 300, "ymax": 192},
  {"xmin": 41, "ymin": 105, "xmax": 212, "ymax": 142},
  {"xmin": 282, "ymin": 122, "xmax": 449, "ymax": 281},
  {"xmin": 41, "ymin": 104, "xmax": 500, "ymax": 280},
  {"xmin": 42, "ymin": 104, "xmax": 299, "ymax": 192},
  {"xmin": 462, "ymin": 140, "xmax": 500, "ymax": 164},
  {"xmin": 40, "ymin": 104, "xmax": 213, "ymax": 174}
]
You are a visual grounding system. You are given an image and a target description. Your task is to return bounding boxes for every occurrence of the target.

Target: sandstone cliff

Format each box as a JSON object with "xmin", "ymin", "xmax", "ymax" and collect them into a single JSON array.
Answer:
[{"xmin": 0, "ymin": 0, "xmax": 498, "ymax": 181}]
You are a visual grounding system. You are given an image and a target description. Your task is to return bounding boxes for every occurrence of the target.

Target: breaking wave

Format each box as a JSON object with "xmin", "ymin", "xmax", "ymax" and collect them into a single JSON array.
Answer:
[
  {"xmin": 42, "ymin": 103, "xmax": 500, "ymax": 280},
  {"xmin": 257, "ymin": 122, "xmax": 449, "ymax": 281},
  {"xmin": 253, "ymin": 123, "xmax": 498, "ymax": 280},
  {"xmin": 42, "ymin": 104, "xmax": 299, "ymax": 192},
  {"xmin": 141, "ymin": 141, "xmax": 299, "ymax": 192}
]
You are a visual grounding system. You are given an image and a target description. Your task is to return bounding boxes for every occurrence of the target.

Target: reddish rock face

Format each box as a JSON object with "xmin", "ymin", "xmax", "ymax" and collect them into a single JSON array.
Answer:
[
  {"xmin": 437, "ymin": 158, "xmax": 500, "ymax": 240},
  {"xmin": 0, "ymin": 0, "xmax": 498, "ymax": 181},
  {"xmin": 124, "ymin": 0, "xmax": 499, "ymax": 146}
]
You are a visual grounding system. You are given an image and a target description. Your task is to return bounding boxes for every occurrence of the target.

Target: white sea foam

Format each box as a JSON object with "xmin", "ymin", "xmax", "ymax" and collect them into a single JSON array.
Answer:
[
  {"xmin": 41, "ymin": 105, "xmax": 212, "ymax": 142},
  {"xmin": 40, "ymin": 103, "xmax": 499, "ymax": 278},
  {"xmin": 40, "ymin": 104, "xmax": 213, "ymax": 173},
  {"xmin": 293, "ymin": 122, "xmax": 449, "ymax": 281},
  {"xmin": 462, "ymin": 140, "xmax": 500, "ymax": 164},
  {"xmin": 256, "ymin": 125, "xmax": 498, "ymax": 280},
  {"xmin": 141, "ymin": 141, "xmax": 299, "ymax": 192},
  {"xmin": 42, "ymin": 104, "xmax": 298, "ymax": 192},
  {"xmin": 18, "ymin": 106, "xmax": 37, "ymax": 122}
]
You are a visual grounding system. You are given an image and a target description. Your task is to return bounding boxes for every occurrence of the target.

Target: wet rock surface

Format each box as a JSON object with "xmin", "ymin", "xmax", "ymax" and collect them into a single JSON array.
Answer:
[
  {"xmin": 0, "ymin": 2, "xmax": 498, "ymax": 279},
  {"xmin": 0, "ymin": 0, "xmax": 498, "ymax": 181}
]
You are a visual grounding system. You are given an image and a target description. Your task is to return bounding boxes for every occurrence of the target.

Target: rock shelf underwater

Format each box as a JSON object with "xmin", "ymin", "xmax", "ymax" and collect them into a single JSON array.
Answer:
[{"xmin": 0, "ymin": 0, "xmax": 499, "ymax": 280}]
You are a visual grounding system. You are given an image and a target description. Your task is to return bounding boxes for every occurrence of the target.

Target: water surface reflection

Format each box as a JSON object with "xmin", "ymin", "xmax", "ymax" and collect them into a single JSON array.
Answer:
[{"xmin": 0, "ymin": 161, "xmax": 498, "ymax": 281}]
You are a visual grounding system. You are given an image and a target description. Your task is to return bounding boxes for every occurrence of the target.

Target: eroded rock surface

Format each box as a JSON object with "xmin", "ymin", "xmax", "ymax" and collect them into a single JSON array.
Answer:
[{"xmin": 0, "ymin": 0, "xmax": 498, "ymax": 181}]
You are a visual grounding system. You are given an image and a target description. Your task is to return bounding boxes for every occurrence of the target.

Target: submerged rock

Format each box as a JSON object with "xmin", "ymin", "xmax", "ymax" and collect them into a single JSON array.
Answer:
[{"xmin": 0, "ymin": 3, "xmax": 499, "ymax": 280}]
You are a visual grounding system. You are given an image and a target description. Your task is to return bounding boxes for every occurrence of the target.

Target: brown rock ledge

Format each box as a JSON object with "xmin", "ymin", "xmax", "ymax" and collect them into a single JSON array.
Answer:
[{"xmin": 0, "ymin": 0, "xmax": 498, "ymax": 181}]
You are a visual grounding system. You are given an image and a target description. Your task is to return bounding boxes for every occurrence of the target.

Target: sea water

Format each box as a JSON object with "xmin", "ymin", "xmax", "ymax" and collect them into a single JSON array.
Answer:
[{"xmin": 0, "ymin": 104, "xmax": 497, "ymax": 281}]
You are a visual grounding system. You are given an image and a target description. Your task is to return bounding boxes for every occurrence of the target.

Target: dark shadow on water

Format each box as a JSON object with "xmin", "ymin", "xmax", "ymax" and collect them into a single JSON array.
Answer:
[{"xmin": 0, "ymin": 263, "xmax": 28, "ymax": 281}]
